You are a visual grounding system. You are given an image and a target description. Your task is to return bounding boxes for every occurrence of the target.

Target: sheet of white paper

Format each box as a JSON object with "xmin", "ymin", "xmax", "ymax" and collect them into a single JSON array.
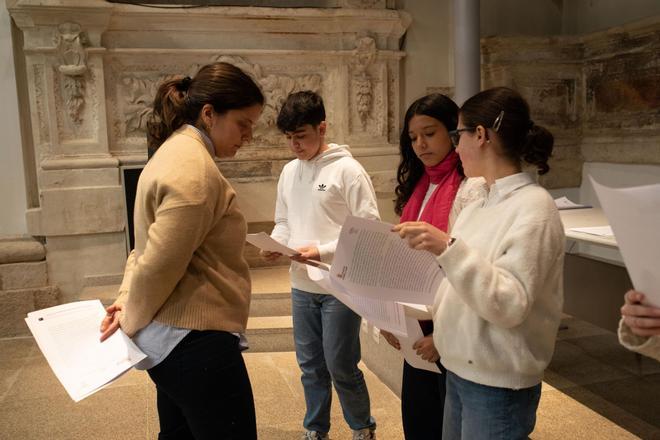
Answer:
[
  {"xmin": 568, "ymin": 225, "xmax": 614, "ymax": 237},
  {"xmin": 398, "ymin": 316, "xmax": 441, "ymax": 373},
  {"xmin": 331, "ymin": 216, "xmax": 444, "ymax": 305},
  {"xmin": 554, "ymin": 196, "xmax": 591, "ymax": 210},
  {"xmin": 399, "ymin": 302, "xmax": 432, "ymax": 320},
  {"xmin": 307, "ymin": 265, "xmax": 407, "ymax": 336},
  {"xmin": 591, "ymin": 178, "xmax": 660, "ymax": 307},
  {"xmin": 246, "ymin": 232, "xmax": 300, "ymax": 256},
  {"xmin": 25, "ymin": 300, "xmax": 146, "ymax": 402}
]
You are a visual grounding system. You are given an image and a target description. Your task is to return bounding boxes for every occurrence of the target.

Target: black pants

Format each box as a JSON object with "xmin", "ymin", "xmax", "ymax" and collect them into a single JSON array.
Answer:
[
  {"xmin": 147, "ymin": 330, "xmax": 257, "ymax": 440},
  {"xmin": 401, "ymin": 360, "xmax": 447, "ymax": 439}
]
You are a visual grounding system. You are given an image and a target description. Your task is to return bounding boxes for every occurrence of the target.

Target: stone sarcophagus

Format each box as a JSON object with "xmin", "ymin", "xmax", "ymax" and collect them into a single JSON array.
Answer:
[{"xmin": 8, "ymin": 0, "xmax": 410, "ymax": 301}]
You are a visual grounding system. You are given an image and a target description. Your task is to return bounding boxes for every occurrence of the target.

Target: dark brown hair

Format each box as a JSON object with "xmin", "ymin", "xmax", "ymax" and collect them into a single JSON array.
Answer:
[
  {"xmin": 276, "ymin": 90, "xmax": 326, "ymax": 133},
  {"xmin": 146, "ymin": 62, "xmax": 264, "ymax": 153},
  {"xmin": 394, "ymin": 94, "xmax": 462, "ymax": 215},
  {"xmin": 460, "ymin": 87, "xmax": 553, "ymax": 175}
]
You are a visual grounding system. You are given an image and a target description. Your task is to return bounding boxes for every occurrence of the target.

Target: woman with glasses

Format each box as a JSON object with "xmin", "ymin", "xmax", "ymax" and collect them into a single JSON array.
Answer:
[
  {"xmin": 394, "ymin": 87, "xmax": 564, "ymax": 439},
  {"xmin": 380, "ymin": 93, "xmax": 486, "ymax": 439}
]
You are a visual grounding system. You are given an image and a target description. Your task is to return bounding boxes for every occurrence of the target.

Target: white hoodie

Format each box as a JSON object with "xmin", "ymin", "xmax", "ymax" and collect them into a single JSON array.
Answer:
[{"xmin": 271, "ymin": 143, "xmax": 380, "ymax": 294}]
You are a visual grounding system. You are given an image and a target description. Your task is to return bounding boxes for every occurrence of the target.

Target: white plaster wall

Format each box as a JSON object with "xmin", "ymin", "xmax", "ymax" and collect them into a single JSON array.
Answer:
[
  {"xmin": 398, "ymin": 0, "xmax": 452, "ymax": 110},
  {"xmin": 0, "ymin": 0, "xmax": 27, "ymax": 236},
  {"xmin": 562, "ymin": 0, "xmax": 660, "ymax": 34}
]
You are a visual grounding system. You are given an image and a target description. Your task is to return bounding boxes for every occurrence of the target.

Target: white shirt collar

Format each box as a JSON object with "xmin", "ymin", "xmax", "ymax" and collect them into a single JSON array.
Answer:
[
  {"xmin": 485, "ymin": 172, "xmax": 535, "ymax": 206},
  {"xmin": 186, "ymin": 124, "xmax": 215, "ymax": 157}
]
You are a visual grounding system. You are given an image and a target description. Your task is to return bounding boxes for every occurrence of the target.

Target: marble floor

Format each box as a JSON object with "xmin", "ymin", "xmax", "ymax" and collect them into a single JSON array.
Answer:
[{"xmin": 1, "ymin": 317, "xmax": 659, "ymax": 439}]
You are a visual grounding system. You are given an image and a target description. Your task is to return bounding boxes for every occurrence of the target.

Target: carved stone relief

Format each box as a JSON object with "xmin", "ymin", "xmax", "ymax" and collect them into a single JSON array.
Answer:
[
  {"xmin": 54, "ymin": 64, "xmax": 96, "ymax": 142},
  {"xmin": 32, "ymin": 64, "xmax": 50, "ymax": 147},
  {"xmin": 54, "ymin": 23, "xmax": 88, "ymax": 126},
  {"xmin": 212, "ymin": 55, "xmax": 323, "ymax": 145},
  {"xmin": 350, "ymin": 37, "xmax": 377, "ymax": 130},
  {"xmin": 112, "ymin": 56, "xmax": 323, "ymax": 150},
  {"xmin": 112, "ymin": 63, "xmax": 200, "ymax": 150}
]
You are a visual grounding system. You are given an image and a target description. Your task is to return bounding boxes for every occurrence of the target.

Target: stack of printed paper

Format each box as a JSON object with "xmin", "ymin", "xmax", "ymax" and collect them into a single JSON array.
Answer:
[{"xmin": 25, "ymin": 300, "xmax": 146, "ymax": 402}]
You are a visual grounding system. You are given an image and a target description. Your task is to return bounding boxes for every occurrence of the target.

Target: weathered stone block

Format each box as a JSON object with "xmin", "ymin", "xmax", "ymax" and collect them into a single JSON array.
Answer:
[
  {"xmin": 35, "ymin": 186, "xmax": 125, "ymax": 236},
  {"xmin": 0, "ymin": 286, "xmax": 59, "ymax": 337},
  {"xmin": 218, "ymin": 160, "xmax": 272, "ymax": 179},
  {"xmin": 0, "ymin": 261, "xmax": 48, "ymax": 290},
  {"xmin": 0, "ymin": 237, "xmax": 46, "ymax": 264}
]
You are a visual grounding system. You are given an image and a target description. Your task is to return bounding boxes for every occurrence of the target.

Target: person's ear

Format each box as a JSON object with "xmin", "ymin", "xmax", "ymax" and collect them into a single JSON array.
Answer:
[
  {"xmin": 475, "ymin": 125, "xmax": 489, "ymax": 145},
  {"xmin": 318, "ymin": 121, "xmax": 327, "ymax": 137},
  {"xmin": 200, "ymin": 104, "xmax": 214, "ymax": 130}
]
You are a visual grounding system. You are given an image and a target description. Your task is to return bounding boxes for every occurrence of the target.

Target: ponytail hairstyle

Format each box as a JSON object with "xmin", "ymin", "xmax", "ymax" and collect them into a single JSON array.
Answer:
[
  {"xmin": 394, "ymin": 93, "xmax": 462, "ymax": 216},
  {"xmin": 146, "ymin": 62, "xmax": 265, "ymax": 155},
  {"xmin": 460, "ymin": 86, "xmax": 553, "ymax": 175}
]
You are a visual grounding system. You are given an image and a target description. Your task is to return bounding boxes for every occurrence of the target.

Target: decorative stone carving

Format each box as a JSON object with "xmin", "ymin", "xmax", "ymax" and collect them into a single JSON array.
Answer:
[
  {"xmin": 32, "ymin": 65, "xmax": 50, "ymax": 146},
  {"xmin": 116, "ymin": 65, "xmax": 200, "ymax": 141},
  {"xmin": 114, "ymin": 57, "xmax": 322, "ymax": 147},
  {"xmin": 54, "ymin": 23, "xmax": 88, "ymax": 125},
  {"xmin": 351, "ymin": 37, "xmax": 377, "ymax": 129},
  {"xmin": 212, "ymin": 55, "xmax": 322, "ymax": 144},
  {"xmin": 122, "ymin": 75, "xmax": 158, "ymax": 137}
]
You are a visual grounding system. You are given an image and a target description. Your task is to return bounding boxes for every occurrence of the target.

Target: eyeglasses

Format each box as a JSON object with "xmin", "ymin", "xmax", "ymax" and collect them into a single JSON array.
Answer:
[{"xmin": 448, "ymin": 127, "xmax": 476, "ymax": 147}]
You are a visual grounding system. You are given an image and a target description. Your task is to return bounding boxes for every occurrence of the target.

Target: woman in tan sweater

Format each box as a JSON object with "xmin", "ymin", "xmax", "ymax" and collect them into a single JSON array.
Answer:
[{"xmin": 100, "ymin": 62, "xmax": 263, "ymax": 439}]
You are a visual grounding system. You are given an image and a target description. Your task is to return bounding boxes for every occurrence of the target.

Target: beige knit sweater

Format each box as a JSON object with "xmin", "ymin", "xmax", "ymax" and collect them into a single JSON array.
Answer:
[{"xmin": 115, "ymin": 125, "xmax": 251, "ymax": 337}]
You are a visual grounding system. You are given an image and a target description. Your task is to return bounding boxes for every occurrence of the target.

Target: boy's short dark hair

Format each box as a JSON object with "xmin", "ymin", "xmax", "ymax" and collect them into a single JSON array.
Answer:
[{"xmin": 276, "ymin": 90, "xmax": 326, "ymax": 133}]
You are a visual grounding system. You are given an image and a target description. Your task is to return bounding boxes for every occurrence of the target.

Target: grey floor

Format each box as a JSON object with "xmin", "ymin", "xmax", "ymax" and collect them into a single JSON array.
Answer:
[{"xmin": 1, "ymin": 316, "xmax": 659, "ymax": 439}]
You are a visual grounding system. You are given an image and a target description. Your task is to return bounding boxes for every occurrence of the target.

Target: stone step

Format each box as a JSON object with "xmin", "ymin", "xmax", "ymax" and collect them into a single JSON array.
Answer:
[
  {"xmin": 0, "ymin": 261, "xmax": 48, "ymax": 290},
  {"xmin": 0, "ymin": 286, "xmax": 59, "ymax": 337},
  {"xmin": 250, "ymin": 290, "xmax": 291, "ymax": 317},
  {"xmin": 78, "ymin": 266, "xmax": 293, "ymax": 311},
  {"xmin": 245, "ymin": 315, "xmax": 294, "ymax": 353},
  {"xmin": 249, "ymin": 265, "xmax": 291, "ymax": 317}
]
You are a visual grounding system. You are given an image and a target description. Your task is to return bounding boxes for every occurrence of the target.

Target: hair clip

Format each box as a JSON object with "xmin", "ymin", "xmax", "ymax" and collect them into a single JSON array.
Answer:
[{"xmin": 492, "ymin": 110, "xmax": 504, "ymax": 132}]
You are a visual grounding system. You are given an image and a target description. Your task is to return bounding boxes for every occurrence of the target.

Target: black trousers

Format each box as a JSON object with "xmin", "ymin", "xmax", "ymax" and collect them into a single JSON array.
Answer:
[
  {"xmin": 147, "ymin": 330, "xmax": 257, "ymax": 440},
  {"xmin": 401, "ymin": 360, "xmax": 447, "ymax": 439}
]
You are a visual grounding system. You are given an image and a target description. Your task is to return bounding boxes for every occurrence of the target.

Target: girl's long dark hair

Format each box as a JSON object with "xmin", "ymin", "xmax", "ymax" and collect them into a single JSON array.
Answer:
[
  {"xmin": 146, "ymin": 62, "xmax": 264, "ymax": 154},
  {"xmin": 394, "ymin": 94, "xmax": 462, "ymax": 215}
]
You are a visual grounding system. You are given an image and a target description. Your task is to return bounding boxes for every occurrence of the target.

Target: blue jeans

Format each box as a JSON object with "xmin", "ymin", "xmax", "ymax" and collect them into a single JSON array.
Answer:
[
  {"xmin": 292, "ymin": 288, "xmax": 376, "ymax": 434},
  {"xmin": 443, "ymin": 370, "xmax": 541, "ymax": 440}
]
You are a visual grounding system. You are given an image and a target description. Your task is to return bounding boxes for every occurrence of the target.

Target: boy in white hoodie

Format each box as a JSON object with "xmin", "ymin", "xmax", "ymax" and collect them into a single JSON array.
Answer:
[{"xmin": 262, "ymin": 91, "xmax": 380, "ymax": 440}]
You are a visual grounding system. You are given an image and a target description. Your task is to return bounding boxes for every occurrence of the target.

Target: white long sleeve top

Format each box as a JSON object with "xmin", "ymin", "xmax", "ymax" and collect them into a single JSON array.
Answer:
[
  {"xmin": 433, "ymin": 173, "xmax": 565, "ymax": 389},
  {"xmin": 271, "ymin": 143, "xmax": 380, "ymax": 294},
  {"xmin": 618, "ymin": 320, "xmax": 660, "ymax": 362}
]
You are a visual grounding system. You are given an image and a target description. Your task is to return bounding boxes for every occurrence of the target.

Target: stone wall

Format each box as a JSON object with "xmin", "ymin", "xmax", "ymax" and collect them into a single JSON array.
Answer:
[
  {"xmin": 7, "ymin": 0, "xmax": 410, "ymax": 302},
  {"xmin": 481, "ymin": 16, "xmax": 660, "ymax": 189},
  {"xmin": 0, "ymin": 237, "xmax": 58, "ymax": 337}
]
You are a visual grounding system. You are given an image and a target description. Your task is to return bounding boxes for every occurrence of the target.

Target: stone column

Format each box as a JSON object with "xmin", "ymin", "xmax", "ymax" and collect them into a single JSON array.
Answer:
[
  {"xmin": 9, "ymin": 1, "xmax": 127, "ymax": 302},
  {"xmin": 453, "ymin": 0, "xmax": 481, "ymax": 105}
]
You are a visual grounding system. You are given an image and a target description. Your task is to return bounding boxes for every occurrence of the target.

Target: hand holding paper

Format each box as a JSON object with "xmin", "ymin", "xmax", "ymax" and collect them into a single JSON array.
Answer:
[
  {"xmin": 25, "ymin": 300, "xmax": 146, "ymax": 402},
  {"xmin": 246, "ymin": 232, "xmax": 300, "ymax": 257}
]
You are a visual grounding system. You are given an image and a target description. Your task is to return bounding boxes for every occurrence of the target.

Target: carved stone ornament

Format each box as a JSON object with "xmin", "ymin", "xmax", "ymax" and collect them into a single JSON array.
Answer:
[
  {"xmin": 55, "ymin": 23, "xmax": 89, "ymax": 124},
  {"xmin": 211, "ymin": 55, "xmax": 322, "ymax": 144},
  {"xmin": 118, "ymin": 57, "xmax": 321, "ymax": 146},
  {"xmin": 119, "ymin": 65, "xmax": 200, "ymax": 138},
  {"xmin": 351, "ymin": 37, "xmax": 377, "ymax": 129}
]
